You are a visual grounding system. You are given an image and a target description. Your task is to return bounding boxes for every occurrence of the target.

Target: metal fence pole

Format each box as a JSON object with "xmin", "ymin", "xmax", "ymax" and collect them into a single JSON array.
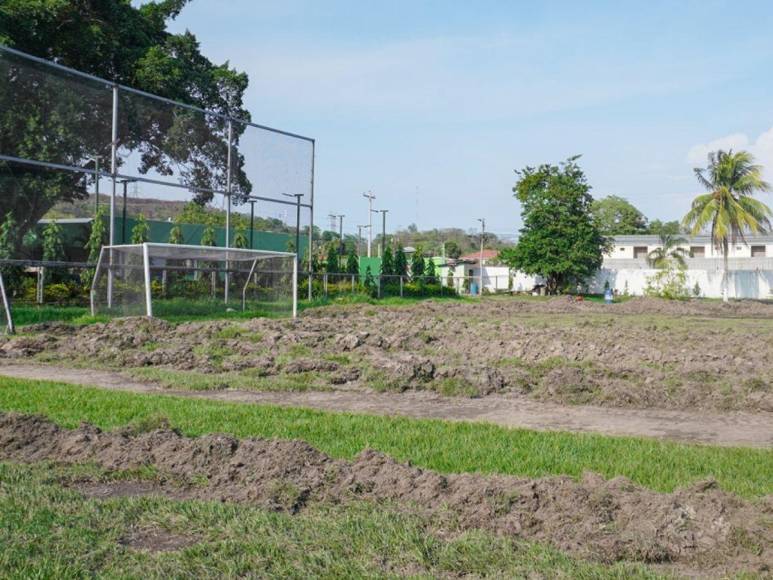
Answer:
[
  {"xmin": 400, "ymin": 276, "xmax": 404, "ymax": 298},
  {"xmin": 108, "ymin": 85, "xmax": 118, "ymax": 309},
  {"xmin": 142, "ymin": 243, "xmax": 153, "ymax": 317},
  {"xmin": 224, "ymin": 119, "xmax": 233, "ymax": 304},
  {"xmin": 36, "ymin": 268, "xmax": 44, "ymax": 304},
  {"xmin": 292, "ymin": 255, "xmax": 298, "ymax": 318},
  {"xmin": 308, "ymin": 141, "xmax": 315, "ymax": 301},
  {"xmin": 0, "ymin": 271, "xmax": 15, "ymax": 335}
]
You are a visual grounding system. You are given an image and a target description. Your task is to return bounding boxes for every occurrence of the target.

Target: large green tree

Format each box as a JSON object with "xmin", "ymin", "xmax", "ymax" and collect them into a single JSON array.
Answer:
[
  {"xmin": 501, "ymin": 157, "xmax": 607, "ymax": 294},
  {"xmin": 0, "ymin": 0, "xmax": 251, "ymax": 252},
  {"xmin": 682, "ymin": 149, "xmax": 771, "ymax": 301},
  {"xmin": 590, "ymin": 195, "xmax": 648, "ymax": 235},
  {"xmin": 647, "ymin": 219, "xmax": 683, "ymax": 236}
]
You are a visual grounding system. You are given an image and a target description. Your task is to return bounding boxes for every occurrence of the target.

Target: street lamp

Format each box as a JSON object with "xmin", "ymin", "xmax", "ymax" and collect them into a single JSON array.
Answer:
[
  {"xmin": 477, "ymin": 218, "xmax": 486, "ymax": 297},
  {"xmin": 118, "ymin": 178, "xmax": 137, "ymax": 243},
  {"xmin": 362, "ymin": 191, "xmax": 376, "ymax": 257},
  {"xmin": 356, "ymin": 225, "xmax": 370, "ymax": 257},
  {"xmin": 248, "ymin": 200, "xmax": 257, "ymax": 249},
  {"xmin": 371, "ymin": 209, "xmax": 389, "ymax": 257},
  {"xmin": 87, "ymin": 156, "xmax": 102, "ymax": 215},
  {"xmin": 282, "ymin": 193, "xmax": 304, "ymax": 259}
]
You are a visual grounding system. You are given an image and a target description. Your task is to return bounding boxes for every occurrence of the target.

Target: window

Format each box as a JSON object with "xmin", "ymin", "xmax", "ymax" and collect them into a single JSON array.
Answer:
[
  {"xmin": 633, "ymin": 246, "xmax": 648, "ymax": 259},
  {"xmin": 690, "ymin": 246, "xmax": 705, "ymax": 258},
  {"xmin": 751, "ymin": 245, "xmax": 766, "ymax": 257}
]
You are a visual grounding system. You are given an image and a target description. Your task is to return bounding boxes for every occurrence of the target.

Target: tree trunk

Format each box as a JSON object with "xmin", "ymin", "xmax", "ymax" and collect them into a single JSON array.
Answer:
[{"xmin": 722, "ymin": 239, "xmax": 729, "ymax": 302}]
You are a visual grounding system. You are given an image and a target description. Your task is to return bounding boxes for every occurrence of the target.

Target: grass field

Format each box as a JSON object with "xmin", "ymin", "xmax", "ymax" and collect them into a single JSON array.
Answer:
[
  {"xmin": 0, "ymin": 377, "xmax": 769, "ymax": 498},
  {"xmin": 0, "ymin": 461, "xmax": 660, "ymax": 579},
  {"xmin": 8, "ymin": 293, "xmax": 469, "ymax": 327}
]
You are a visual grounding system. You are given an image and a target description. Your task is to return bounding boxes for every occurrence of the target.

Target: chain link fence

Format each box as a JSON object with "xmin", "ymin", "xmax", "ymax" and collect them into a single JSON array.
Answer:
[{"xmin": 302, "ymin": 272, "xmax": 516, "ymax": 300}]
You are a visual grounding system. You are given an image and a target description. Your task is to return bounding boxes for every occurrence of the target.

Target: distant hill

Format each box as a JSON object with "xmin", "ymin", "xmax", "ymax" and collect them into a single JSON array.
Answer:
[
  {"xmin": 46, "ymin": 194, "xmax": 197, "ymax": 221},
  {"xmin": 45, "ymin": 194, "xmax": 292, "ymax": 233}
]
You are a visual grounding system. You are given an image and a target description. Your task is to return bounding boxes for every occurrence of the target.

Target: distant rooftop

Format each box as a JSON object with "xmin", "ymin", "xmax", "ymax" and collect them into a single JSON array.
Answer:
[
  {"xmin": 612, "ymin": 234, "xmax": 773, "ymax": 244},
  {"xmin": 458, "ymin": 249, "xmax": 499, "ymax": 262}
]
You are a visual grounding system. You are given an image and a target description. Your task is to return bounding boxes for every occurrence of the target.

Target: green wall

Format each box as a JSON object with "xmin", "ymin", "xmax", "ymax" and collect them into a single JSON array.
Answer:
[{"xmin": 115, "ymin": 217, "xmax": 308, "ymax": 257}]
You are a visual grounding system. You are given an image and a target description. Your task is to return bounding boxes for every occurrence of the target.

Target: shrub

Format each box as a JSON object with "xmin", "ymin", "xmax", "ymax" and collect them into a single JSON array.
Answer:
[{"xmin": 644, "ymin": 265, "xmax": 690, "ymax": 300}]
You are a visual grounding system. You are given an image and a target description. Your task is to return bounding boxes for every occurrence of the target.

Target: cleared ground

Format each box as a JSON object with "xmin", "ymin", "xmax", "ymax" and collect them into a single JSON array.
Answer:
[
  {"xmin": 3, "ymin": 296, "xmax": 772, "ymax": 414},
  {"xmin": 1, "ymin": 296, "xmax": 771, "ymax": 577}
]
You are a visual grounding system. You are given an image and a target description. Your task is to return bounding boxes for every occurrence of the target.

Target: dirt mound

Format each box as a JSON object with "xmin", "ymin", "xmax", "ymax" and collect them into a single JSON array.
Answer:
[
  {"xmin": 8, "ymin": 298, "xmax": 773, "ymax": 412},
  {"xmin": 1, "ymin": 412, "xmax": 769, "ymax": 574}
]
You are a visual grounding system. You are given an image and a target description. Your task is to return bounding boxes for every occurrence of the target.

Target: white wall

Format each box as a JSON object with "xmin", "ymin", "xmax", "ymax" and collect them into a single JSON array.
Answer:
[{"xmin": 589, "ymin": 266, "xmax": 773, "ymax": 299}]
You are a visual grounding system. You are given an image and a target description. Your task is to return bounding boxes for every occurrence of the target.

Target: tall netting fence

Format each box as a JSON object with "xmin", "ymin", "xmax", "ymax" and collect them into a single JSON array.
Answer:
[
  {"xmin": 1, "ymin": 45, "xmax": 314, "ymax": 320},
  {"xmin": 91, "ymin": 244, "xmax": 296, "ymax": 319}
]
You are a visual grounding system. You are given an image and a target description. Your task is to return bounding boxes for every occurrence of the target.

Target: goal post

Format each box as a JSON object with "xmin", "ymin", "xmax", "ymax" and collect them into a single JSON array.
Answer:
[
  {"xmin": 91, "ymin": 243, "xmax": 298, "ymax": 319},
  {"xmin": 0, "ymin": 271, "xmax": 15, "ymax": 335}
]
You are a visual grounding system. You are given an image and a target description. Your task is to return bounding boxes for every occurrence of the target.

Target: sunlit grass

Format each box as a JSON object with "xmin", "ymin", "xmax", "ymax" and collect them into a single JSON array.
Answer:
[
  {"xmin": 0, "ymin": 377, "xmax": 769, "ymax": 499},
  {"xmin": 0, "ymin": 462, "xmax": 662, "ymax": 578}
]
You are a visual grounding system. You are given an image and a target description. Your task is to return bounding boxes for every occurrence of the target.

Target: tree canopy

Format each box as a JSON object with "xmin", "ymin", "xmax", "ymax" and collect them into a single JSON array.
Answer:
[
  {"xmin": 501, "ymin": 157, "xmax": 607, "ymax": 294},
  {"xmin": 682, "ymin": 149, "xmax": 771, "ymax": 300},
  {"xmin": 0, "ymin": 0, "xmax": 250, "ymax": 251},
  {"xmin": 591, "ymin": 195, "xmax": 648, "ymax": 235}
]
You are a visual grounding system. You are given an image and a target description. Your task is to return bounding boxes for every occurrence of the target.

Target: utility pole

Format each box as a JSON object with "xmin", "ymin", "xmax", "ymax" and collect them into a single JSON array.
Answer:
[
  {"xmin": 477, "ymin": 218, "xmax": 486, "ymax": 297},
  {"xmin": 372, "ymin": 209, "xmax": 388, "ymax": 257},
  {"xmin": 357, "ymin": 225, "xmax": 369, "ymax": 257},
  {"xmin": 362, "ymin": 191, "xmax": 376, "ymax": 257}
]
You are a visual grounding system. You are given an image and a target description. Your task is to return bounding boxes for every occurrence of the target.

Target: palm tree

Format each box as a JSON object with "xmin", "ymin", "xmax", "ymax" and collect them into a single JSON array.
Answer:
[
  {"xmin": 647, "ymin": 233, "xmax": 688, "ymax": 270},
  {"xmin": 682, "ymin": 150, "xmax": 772, "ymax": 301}
]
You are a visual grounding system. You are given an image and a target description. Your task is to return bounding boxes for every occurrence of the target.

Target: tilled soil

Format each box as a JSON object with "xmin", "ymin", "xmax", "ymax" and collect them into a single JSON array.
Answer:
[
  {"xmin": 0, "ymin": 412, "xmax": 770, "ymax": 576},
  {"xmin": 1, "ymin": 296, "xmax": 772, "ymax": 412}
]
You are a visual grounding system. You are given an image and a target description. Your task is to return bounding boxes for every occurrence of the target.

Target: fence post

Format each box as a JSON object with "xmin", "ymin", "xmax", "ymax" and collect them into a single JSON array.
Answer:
[
  {"xmin": 36, "ymin": 268, "xmax": 44, "ymax": 304},
  {"xmin": 400, "ymin": 276, "xmax": 404, "ymax": 298},
  {"xmin": 351, "ymin": 274, "xmax": 355, "ymax": 293},
  {"xmin": 0, "ymin": 271, "xmax": 15, "ymax": 335},
  {"xmin": 324, "ymin": 273, "xmax": 328, "ymax": 298}
]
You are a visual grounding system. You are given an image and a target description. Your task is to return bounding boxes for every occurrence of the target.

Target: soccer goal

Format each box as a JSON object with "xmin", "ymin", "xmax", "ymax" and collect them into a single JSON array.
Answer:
[
  {"xmin": 0, "ymin": 271, "xmax": 15, "ymax": 335},
  {"xmin": 90, "ymin": 243, "xmax": 298, "ymax": 319}
]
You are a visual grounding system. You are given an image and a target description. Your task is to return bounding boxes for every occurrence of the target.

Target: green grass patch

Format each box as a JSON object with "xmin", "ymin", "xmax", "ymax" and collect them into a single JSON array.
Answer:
[
  {"xmin": 10, "ymin": 304, "xmax": 108, "ymax": 326},
  {"xmin": 0, "ymin": 462, "xmax": 661, "ymax": 579},
  {"xmin": 128, "ymin": 368, "xmax": 327, "ymax": 393},
  {"xmin": 0, "ymin": 377, "xmax": 770, "ymax": 498}
]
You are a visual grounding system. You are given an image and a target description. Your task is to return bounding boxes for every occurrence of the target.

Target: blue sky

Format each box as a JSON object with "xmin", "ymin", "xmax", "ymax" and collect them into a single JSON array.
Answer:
[{"xmin": 165, "ymin": 0, "xmax": 773, "ymax": 236}]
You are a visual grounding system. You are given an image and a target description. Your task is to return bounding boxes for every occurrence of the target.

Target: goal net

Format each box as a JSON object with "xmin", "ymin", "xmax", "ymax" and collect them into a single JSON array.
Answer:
[{"xmin": 90, "ymin": 243, "xmax": 297, "ymax": 319}]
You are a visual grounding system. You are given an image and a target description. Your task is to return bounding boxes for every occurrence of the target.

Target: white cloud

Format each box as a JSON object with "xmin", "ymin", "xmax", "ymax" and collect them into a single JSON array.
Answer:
[
  {"xmin": 687, "ymin": 128, "xmax": 773, "ymax": 207},
  {"xmin": 686, "ymin": 133, "xmax": 749, "ymax": 165}
]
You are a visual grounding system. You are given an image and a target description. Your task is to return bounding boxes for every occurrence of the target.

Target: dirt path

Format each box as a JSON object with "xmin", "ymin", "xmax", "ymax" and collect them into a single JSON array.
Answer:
[{"xmin": 1, "ymin": 363, "xmax": 771, "ymax": 448}]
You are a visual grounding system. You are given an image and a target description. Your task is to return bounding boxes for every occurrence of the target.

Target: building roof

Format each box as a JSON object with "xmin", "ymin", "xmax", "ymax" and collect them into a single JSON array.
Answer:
[
  {"xmin": 459, "ymin": 249, "xmax": 499, "ymax": 262},
  {"xmin": 612, "ymin": 234, "xmax": 773, "ymax": 245}
]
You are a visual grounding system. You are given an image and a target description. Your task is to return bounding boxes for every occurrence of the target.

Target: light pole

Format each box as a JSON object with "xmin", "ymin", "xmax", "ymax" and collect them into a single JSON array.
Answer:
[
  {"xmin": 282, "ymin": 193, "xmax": 304, "ymax": 258},
  {"xmin": 357, "ymin": 225, "xmax": 369, "ymax": 257},
  {"xmin": 88, "ymin": 156, "xmax": 102, "ymax": 215},
  {"xmin": 329, "ymin": 214, "xmax": 345, "ymax": 254},
  {"xmin": 477, "ymin": 218, "xmax": 486, "ymax": 297},
  {"xmin": 362, "ymin": 191, "xmax": 376, "ymax": 257},
  {"xmin": 372, "ymin": 209, "xmax": 388, "ymax": 257},
  {"xmin": 119, "ymin": 178, "xmax": 137, "ymax": 244},
  {"xmin": 248, "ymin": 200, "xmax": 256, "ymax": 249}
]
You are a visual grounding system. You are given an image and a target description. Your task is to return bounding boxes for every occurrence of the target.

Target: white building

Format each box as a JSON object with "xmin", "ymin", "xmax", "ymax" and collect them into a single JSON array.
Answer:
[
  {"xmin": 436, "ymin": 235, "xmax": 773, "ymax": 299},
  {"xmin": 592, "ymin": 234, "xmax": 773, "ymax": 299}
]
